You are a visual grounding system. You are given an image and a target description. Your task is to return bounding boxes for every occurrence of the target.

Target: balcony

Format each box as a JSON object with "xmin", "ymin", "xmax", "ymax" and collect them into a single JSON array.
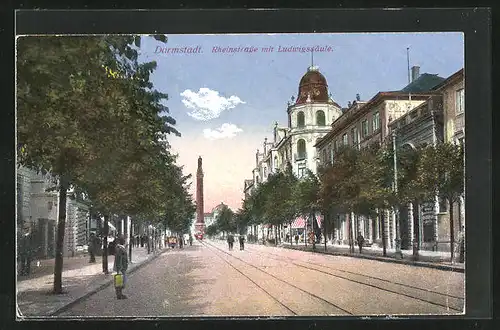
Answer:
[{"xmin": 294, "ymin": 152, "xmax": 307, "ymax": 162}]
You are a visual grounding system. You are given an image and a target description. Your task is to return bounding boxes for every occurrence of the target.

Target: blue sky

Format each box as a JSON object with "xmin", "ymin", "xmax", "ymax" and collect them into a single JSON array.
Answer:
[{"xmin": 137, "ymin": 33, "xmax": 464, "ymax": 211}]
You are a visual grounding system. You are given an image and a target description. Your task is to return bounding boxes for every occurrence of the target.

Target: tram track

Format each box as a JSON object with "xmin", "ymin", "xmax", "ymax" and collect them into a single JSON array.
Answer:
[
  {"xmin": 243, "ymin": 244, "xmax": 464, "ymax": 313},
  {"xmin": 201, "ymin": 240, "xmax": 354, "ymax": 316}
]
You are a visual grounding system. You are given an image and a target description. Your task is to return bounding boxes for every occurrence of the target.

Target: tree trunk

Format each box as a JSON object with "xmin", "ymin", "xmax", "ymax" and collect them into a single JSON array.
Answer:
[
  {"xmin": 381, "ymin": 210, "xmax": 387, "ymax": 257},
  {"xmin": 412, "ymin": 202, "xmax": 420, "ymax": 260},
  {"xmin": 323, "ymin": 211, "xmax": 328, "ymax": 252},
  {"xmin": 147, "ymin": 225, "xmax": 151, "ymax": 254},
  {"xmin": 347, "ymin": 212, "xmax": 354, "ymax": 253},
  {"xmin": 311, "ymin": 212, "xmax": 316, "ymax": 251},
  {"xmin": 449, "ymin": 200, "xmax": 455, "ymax": 262},
  {"xmin": 53, "ymin": 177, "xmax": 69, "ymax": 294},
  {"xmin": 274, "ymin": 225, "xmax": 278, "ymax": 246},
  {"xmin": 102, "ymin": 214, "xmax": 109, "ymax": 274},
  {"xmin": 129, "ymin": 219, "xmax": 133, "ymax": 262}
]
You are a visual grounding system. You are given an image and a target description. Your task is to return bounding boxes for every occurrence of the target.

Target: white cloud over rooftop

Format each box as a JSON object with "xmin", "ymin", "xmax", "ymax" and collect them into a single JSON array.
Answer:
[
  {"xmin": 181, "ymin": 88, "xmax": 245, "ymax": 121},
  {"xmin": 203, "ymin": 123, "xmax": 243, "ymax": 140}
]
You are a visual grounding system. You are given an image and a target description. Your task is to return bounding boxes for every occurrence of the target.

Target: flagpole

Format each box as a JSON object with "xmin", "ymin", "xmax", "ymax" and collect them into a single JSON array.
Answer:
[{"xmin": 407, "ymin": 47, "xmax": 411, "ymax": 84}]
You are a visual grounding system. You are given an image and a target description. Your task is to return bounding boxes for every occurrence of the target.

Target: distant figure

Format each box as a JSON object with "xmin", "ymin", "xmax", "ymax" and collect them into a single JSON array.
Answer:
[
  {"xmin": 227, "ymin": 234, "xmax": 234, "ymax": 251},
  {"xmin": 294, "ymin": 235, "xmax": 299, "ymax": 245},
  {"xmin": 357, "ymin": 233, "xmax": 365, "ymax": 254},
  {"xmin": 113, "ymin": 235, "xmax": 129, "ymax": 299},
  {"xmin": 458, "ymin": 225, "xmax": 465, "ymax": 263},
  {"xmin": 88, "ymin": 233, "xmax": 98, "ymax": 263},
  {"xmin": 189, "ymin": 235, "xmax": 193, "ymax": 246},
  {"xmin": 18, "ymin": 228, "xmax": 32, "ymax": 276},
  {"xmin": 239, "ymin": 235, "xmax": 245, "ymax": 250}
]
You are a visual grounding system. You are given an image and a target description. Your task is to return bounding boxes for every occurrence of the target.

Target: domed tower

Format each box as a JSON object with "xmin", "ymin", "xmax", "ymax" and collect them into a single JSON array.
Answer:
[
  {"xmin": 282, "ymin": 65, "xmax": 343, "ymax": 177},
  {"xmin": 296, "ymin": 66, "xmax": 330, "ymax": 104}
]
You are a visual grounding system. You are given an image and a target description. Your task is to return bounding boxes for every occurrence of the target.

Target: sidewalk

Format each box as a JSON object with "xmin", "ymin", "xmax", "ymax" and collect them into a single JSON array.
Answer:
[
  {"xmin": 252, "ymin": 241, "xmax": 464, "ymax": 273},
  {"xmin": 17, "ymin": 246, "xmax": 167, "ymax": 317}
]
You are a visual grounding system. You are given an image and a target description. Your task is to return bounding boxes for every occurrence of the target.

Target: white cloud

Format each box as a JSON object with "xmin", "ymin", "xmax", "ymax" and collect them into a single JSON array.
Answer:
[
  {"xmin": 203, "ymin": 123, "xmax": 243, "ymax": 140},
  {"xmin": 180, "ymin": 88, "xmax": 245, "ymax": 121}
]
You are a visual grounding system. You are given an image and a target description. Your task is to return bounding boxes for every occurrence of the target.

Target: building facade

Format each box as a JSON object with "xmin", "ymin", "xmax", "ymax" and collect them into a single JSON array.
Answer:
[
  {"xmin": 17, "ymin": 166, "xmax": 90, "ymax": 259},
  {"xmin": 388, "ymin": 95, "xmax": 447, "ymax": 250},
  {"xmin": 314, "ymin": 67, "xmax": 446, "ymax": 249},
  {"xmin": 315, "ymin": 91, "xmax": 437, "ymax": 248},
  {"xmin": 432, "ymin": 68, "xmax": 465, "ymax": 250},
  {"xmin": 246, "ymin": 65, "xmax": 344, "ymax": 238}
]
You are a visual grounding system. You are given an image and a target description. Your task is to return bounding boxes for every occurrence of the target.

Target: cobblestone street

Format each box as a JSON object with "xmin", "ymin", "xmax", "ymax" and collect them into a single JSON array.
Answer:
[{"xmin": 52, "ymin": 240, "xmax": 464, "ymax": 317}]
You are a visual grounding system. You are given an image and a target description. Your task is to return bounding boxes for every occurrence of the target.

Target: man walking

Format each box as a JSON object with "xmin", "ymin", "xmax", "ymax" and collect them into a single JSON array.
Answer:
[
  {"xmin": 88, "ymin": 232, "xmax": 98, "ymax": 263},
  {"xmin": 113, "ymin": 235, "xmax": 129, "ymax": 299},
  {"xmin": 239, "ymin": 235, "xmax": 245, "ymax": 250},
  {"xmin": 19, "ymin": 227, "xmax": 32, "ymax": 276},
  {"xmin": 227, "ymin": 234, "xmax": 234, "ymax": 251},
  {"xmin": 356, "ymin": 233, "xmax": 365, "ymax": 254}
]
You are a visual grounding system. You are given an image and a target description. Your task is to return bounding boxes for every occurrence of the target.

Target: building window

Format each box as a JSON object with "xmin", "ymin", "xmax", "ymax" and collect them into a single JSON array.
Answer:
[
  {"xmin": 456, "ymin": 88, "xmax": 464, "ymax": 114},
  {"xmin": 438, "ymin": 197, "xmax": 448, "ymax": 213},
  {"xmin": 351, "ymin": 127, "xmax": 358, "ymax": 145},
  {"xmin": 329, "ymin": 149, "xmax": 334, "ymax": 163},
  {"xmin": 342, "ymin": 133, "xmax": 348, "ymax": 146},
  {"xmin": 334, "ymin": 140, "xmax": 339, "ymax": 151},
  {"xmin": 362, "ymin": 119, "xmax": 369, "ymax": 137},
  {"xmin": 316, "ymin": 110, "xmax": 326, "ymax": 126},
  {"xmin": 372, "ymin": 112, "xmax": 380, "ymax": 131},
  {"xmin": 297, "ymin": 111, "xmax": 305, "ymax": 128},
  {"xmin": 297, "ymin": 139, "xmax": 306, "ymax": 160},
  {"xmin": 298, "ymin": 164, "xmax": 306, "ymax": 178},
  {"xmin": 263, "ymin": 168, "xmax": 267, "ymax": 178}
]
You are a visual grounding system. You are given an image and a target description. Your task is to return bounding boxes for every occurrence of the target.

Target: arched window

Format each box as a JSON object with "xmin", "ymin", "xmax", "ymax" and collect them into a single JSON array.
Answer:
[
  {"xmin": 274, "ymin": 156, "xmax": 278, "ymax": 170},
  {"xmin": 316, "ymin": 110, "xmax": 326, "ymax": 126},
  {"xmin": 297, "ymin": 139, "xmax": 306, "ymax": 160},
  {"xmin": 297, "ymin": 111, "xmax": 305, "ymax": 128}
]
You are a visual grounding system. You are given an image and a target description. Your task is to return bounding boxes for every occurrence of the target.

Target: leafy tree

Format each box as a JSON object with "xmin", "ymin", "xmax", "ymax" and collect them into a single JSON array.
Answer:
[
  {"xmin": 417, "ymin": 142, "xmax": 464, "ymax": 261},
  {"xmin": 17, "ymin": 35, "xmax": 173, "ymax": 293},
  {"xmin": 205, "ymin": 224, "xmax": 220, "ymax": 238},
  {"xmin": 216, "ymin": 205, "xmax": 236, "ymax": 237},
  {"xmin": 293, "ymin": 170, "xmax": 322, "ymax": 250}
]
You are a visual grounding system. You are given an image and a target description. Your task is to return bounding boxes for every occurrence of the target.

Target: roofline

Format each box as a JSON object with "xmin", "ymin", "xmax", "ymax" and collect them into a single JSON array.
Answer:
[
  {"xmin": 288, "ymin": 100, "xmax": 341, "ymax": 113},
  {"xmin": 431, "ymin": 68, "xmax": 464, "ymax": 91},
  {"xmin": 314, "ymin": 91, "xmax": 439, "ymax": 148}
]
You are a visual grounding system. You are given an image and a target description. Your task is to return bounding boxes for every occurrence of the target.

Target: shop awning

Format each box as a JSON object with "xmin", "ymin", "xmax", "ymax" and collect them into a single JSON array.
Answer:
[
  {"xmin": 290, "ymin": 215, "xmax": 323, "ymax": 229},
  {"xmin": 291, "ymin": 217, "xmax": 306, "ymax": 229}
]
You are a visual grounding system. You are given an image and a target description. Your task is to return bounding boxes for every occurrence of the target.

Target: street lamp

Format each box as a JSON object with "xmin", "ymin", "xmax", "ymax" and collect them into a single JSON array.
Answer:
[{"xmin": 392, "ymin": 129, "xmax": 403, "ymax": 259}]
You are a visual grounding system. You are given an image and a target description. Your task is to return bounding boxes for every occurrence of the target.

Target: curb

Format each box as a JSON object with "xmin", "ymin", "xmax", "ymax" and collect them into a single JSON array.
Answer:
[
  {"xmin": 49, "ymin": 248, "xmax": 169, "ymax": 316},
  {"xmin": 280, "ymin": 244, "xmax": 464, "ymax": 273}
]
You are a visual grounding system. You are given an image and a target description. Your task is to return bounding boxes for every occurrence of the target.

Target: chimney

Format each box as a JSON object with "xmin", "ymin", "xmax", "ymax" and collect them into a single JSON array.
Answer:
[{"xmin": 411, "ymin": 66, "xmax": 420, "ymax": 82}]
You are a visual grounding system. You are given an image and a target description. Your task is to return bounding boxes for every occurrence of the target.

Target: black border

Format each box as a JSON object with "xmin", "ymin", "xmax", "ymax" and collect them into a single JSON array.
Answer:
[{"xmin": 1, "ymin": 6, "xmax": 493, "ymax": 330}]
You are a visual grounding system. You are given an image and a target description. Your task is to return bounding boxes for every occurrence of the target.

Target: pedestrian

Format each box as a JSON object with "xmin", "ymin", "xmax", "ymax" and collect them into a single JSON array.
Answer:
[
  {"xmin": 357, "ymin": 233, "xmax": 365, "ymax": 254},
  {"xmin": 458, "ymin": 225, "xmax": 465, "ymax": 263},
  {"xmin": 88, "ymin": 232, "xmax": 97, "ymax": 263},
  {"xmin": 113, "ymin": 235, "xmax": 128, "ymax": 299},
  {"xmin": 19, "ymin": 227, "xmax": 32, "ymax": 276},
  {"xmin": 189, "ymin": 235, "xmax": 193, "ymax": 246},
  {"xmin": 227, "ymin": 234, "xmax": 234, "ymax": 251},
  {"xmin": 239, "ymin": 235, "xmax": 245, "ymax": 250},
  {"xmin": 294, "ymin": 235, "xmax": 299, "ymax": 245}
]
